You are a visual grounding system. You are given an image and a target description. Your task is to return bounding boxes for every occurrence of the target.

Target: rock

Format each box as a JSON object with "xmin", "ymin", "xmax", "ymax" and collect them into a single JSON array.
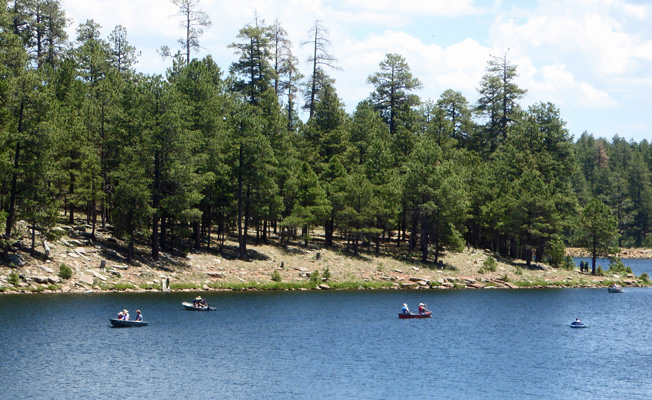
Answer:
[
  {"xmin": 9, "ymin": 254, "xmax": 25, "ymax": 267},
  {"xmin": 105, "ymin": 249, "xmax": 123, "ymax": 260},
  {"xmin": 467, "ymin": 282, "xmax": 486, "ymax": 289},
  {"xmin": 111, "ymin": 264, "xmax": 129, "ymax": 270},
  {"xmin": 90, "ymin": 271, "xmax": 107, "ymax": 281},
  {"xmin": 32, "ymin": 276, "xmax": 49, "ymax": 284},
  {"xmin": 411, "ymin": 266, "xmax": 420, "ymax": 271},
  {"xmin": 61, "ymin": 285, "xmax": 72, "ymax": 293},
  {"xmin": 394, "ymin": 269, "xmax": 403, "ymax": 273},
  {"xmin": 43, "ymin": 240, "xmax": 51, "ymax": 256},
  {"xmin": 79, "ymin": 274, "xmax": 94, "ymax": 286},
  {"xmin": 39, "ymin": 265, "xmax": 55, "ymax": 274},
  {"xmin": 207, "ymin": 271, "xmax": 225, "ymax": 278},
  {"xmin": 48, "ymin": 276, "xmax": 61, "ymax": 284},
  {"xmin": 318, "ymin": 284, "xmax": 330, "ymax": 290}
]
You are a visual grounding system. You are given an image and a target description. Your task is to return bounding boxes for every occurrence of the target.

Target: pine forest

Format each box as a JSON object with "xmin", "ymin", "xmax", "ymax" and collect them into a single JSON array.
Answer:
[{"xmin": 2, "ymin": 0, "xmax": 649, "ymax": 272}]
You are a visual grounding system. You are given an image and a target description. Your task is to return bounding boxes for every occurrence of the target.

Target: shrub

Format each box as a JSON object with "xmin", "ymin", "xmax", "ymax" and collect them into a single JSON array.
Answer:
[
  {"xmin": 8, "ymin": 271, "xmax": 20, "ymax": 287},
  {"xmin": 309, "ymin": 270, "xmax": 320, "ymax": 285},
  {"xmin": 111, "ymin": 283, "xmax": 138, "ymax": 291},
  {"xmin": 322, "ymin": 267, "xmax": 331, "ymax": 282},
  {"xmin": 271, "ymin": 270, "xmax": 282, "ymax": 282},
  {"xmin": 58, "ymin": 264, "xmax": 73, "ymax": 280},
  {"xmin": 640, "ymin": 273, "xmax": 650, "ymax": 283},
  {"xmin": 607, "ymin": 257, "xmax": 628, "ymax": 274},
  {"xmin": 546, "ymin": 238, "xmax": 566, "ymax": 268},
  {"xmin": 483, "ymin": 256, "xmax": 497, "ymax": 272},
  {"xmin": 169, "ymin": 282, "xmax": 199, "ymax": 290},
  {"xmin": 596, "ymin": 266, "xmax": 605, "ymax": 276}
]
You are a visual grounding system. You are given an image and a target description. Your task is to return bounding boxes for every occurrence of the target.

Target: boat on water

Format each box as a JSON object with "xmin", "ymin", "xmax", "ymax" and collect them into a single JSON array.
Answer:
[
  {"xmin": 109, "ymin": 319, "xmax": 148, "ymax": 327},
  {"xmin": 570, "ymin": 321, "xmax": 588, "ymax": 328},
  {"xmin": 182, "ymin": 302, "xmax": 216, "ymax": 311},
  {"xmin": 608, "ymin": 285, "xmax": 624, "ymax": 293},
  {"xmin": 398, "ymin": 311, "xmax": 432, "ymax": 319}
]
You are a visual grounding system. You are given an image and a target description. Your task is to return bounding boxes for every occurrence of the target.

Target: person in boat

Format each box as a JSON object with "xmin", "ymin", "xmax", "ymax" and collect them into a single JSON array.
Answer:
[
  {"xmin": 200, "ymin": 298, "xmax": 208, "ymax": 307},
  {"xmin": 117, "ymin": 312, "xmax": 123, "ymax": 320},
  {"xmin": 123, "ymin": 309, "xmax": 130, "ymax": 321},
  {"xmin": 402, "ymin": 303, "xmax": 411, "ymax": 315},
  {"xmin": 193, "ymin": 296, "xmax": 203, "ymax": 307},
  {"xmin": 574, "ymin": 318, "xmax": 582, "ymax": 324},
  {"xmin": 134, "ymin": 310, "xmax": 143, "ymax": 322},
  {"xmin": 418, "ymin": 303, "xmax": 429, "ymax": 315}
]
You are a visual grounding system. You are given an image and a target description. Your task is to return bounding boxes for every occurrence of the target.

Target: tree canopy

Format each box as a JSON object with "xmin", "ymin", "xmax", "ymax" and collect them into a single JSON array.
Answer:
[{"xmin": 1, "ymin": 2, "xmax": 650, "ymax": 271}]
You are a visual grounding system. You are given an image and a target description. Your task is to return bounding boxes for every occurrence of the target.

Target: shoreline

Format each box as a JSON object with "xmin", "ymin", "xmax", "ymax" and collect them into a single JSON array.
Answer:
[{"xmin": 1, "ymin": 222, "xmax": 650, "ymax": 295}]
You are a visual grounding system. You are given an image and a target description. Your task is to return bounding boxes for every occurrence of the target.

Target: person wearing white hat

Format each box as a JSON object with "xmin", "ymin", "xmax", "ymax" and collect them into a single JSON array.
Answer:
[
  {"xmin": 122, "ymin": 309, "xmax": 130, "ymax": 321},
  {"xmin": 418, "ymin": 303, "xmax": 429, "ymax": 315},
  {"xmin": 401, "ymin": 303, "xmax": 411, "ymax": 315}
]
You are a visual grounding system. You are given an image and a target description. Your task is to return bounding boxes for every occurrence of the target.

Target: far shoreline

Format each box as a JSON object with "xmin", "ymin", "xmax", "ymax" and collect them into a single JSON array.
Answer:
[{"xmin": 1, "ymin": 222, "xmax": 650, "ymax": 296}]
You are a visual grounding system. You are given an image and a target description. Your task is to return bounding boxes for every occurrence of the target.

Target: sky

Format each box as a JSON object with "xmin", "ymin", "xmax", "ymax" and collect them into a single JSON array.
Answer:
[{"xmin": 61, "ymin": 0, "xmax": 652, "ymax": 143}]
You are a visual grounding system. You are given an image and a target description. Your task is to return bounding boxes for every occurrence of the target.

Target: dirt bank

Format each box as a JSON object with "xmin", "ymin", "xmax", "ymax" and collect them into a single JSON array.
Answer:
[{"xmin": 0, "ymin": 221, "xmax": 647, "ymax": 294}]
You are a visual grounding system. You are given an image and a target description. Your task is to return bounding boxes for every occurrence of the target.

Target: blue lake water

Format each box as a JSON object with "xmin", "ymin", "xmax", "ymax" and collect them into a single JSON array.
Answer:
[
  {"xmin": 573, "ymin": 257, "xmax": 652, "ymax": 276},
  {"xmin": 2, "ymin": 287, "xmax": 652, "ymax": 399}
]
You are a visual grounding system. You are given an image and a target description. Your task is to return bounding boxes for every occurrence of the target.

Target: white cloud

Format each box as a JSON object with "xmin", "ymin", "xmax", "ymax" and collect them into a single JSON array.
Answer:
[
  {"xmin": 60, "ymin": 0, "xmax": 652, "ymax": 141},
  {"xmin": 340, "ymin": 0, "xmax": 483, "ymax": 16}
]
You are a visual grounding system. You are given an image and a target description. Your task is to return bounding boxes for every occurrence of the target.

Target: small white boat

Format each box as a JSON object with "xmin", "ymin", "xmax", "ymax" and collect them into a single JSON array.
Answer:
[
  {"xmin": 182, "ymin": 302, "xmax": 216, "ymax": 311},
  {"xmin": 109, "ymin": 318, "xmax": 148, "ymax": 327}
]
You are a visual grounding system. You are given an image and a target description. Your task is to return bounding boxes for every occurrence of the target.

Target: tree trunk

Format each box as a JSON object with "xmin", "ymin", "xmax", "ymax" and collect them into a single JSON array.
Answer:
[
  {"xmin": 421, "ymin": 214, "xmax": 429, "ymax": 263},
  {"xmin": 325, "ymin": 217, "xmax": 334, "ymax": 247},
  {"xmin": 238, "ymin": 145, "xmax": 246, "ymax": 260},
  {"xmin": 194, "ymin": 220, "xmax": 200, "ymax": 249},
  {"xmin": 4, "ymin": 119, "xmax": 22, "ymax": 261},
  {"xmin": 69, "ymin": 172, "xmax": 75, "ymax": 225},
  {"xmin": 151, "ymin": 152, "xmax": 161, "ymax": 260}
]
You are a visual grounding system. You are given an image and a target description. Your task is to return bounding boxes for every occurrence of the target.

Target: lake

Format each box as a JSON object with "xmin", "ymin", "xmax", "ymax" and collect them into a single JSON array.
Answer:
[
  {"xmin": 573, "ymin": 257, "xmax": 652, "ymax": 276},
  {"xmin": 2, "ymin": 286, "xmax": 652, "ymax": 399}
]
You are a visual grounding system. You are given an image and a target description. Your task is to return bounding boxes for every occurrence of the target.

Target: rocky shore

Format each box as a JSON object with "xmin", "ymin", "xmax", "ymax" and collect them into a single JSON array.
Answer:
[
  {"xmin": 0, "ymin": 221, "xmax": 649, "ymax": 294},
  {"xmin": 566, "ymin": 247, "xmax": 652, "ymax": 259}
]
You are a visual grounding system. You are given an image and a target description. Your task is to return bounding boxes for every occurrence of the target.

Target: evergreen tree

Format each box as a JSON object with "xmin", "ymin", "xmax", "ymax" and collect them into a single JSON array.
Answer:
[
  {"xmin": 108, "ymin": 25, "xmax": 137, "ymax": 75},
  {"xmin": 579, "ymin": 198, "xmax": 619, "ymax": 274},
  {"xmin": 367, "ymin": 53, "xmax": 422, "ymax": 136},
  {"xmin": 436, "ymin": 89, "xmax": 473, "ymax": 144},
  {"xmin": 474, "ymin": 53, "xmax": 527, "ymax": 153},
  {"xmin": 165, "ymin": 0, "xmax": 211, "ymax": 65},
  {"xmin": 301, "ymin": 20, "xmax": 338, "ymax": 118},
  {"xmin": 229, "ymin": 18, "xmax": 275, "ymax": 106}
]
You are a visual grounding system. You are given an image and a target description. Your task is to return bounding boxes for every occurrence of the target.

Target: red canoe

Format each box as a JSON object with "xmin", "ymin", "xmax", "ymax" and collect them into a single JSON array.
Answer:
[{"xmin": 398, "ymin": 311, "xmax": 432, "ymax": 319}]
